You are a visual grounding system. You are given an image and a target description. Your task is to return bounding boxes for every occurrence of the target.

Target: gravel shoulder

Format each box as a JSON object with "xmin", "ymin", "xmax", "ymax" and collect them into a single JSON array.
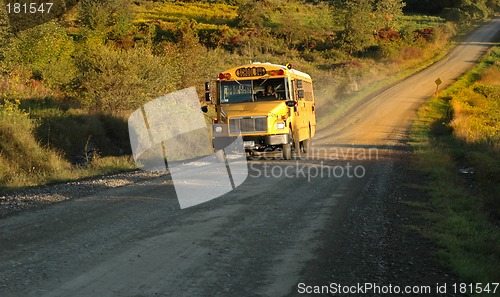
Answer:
[{"xmin": 0, "ymin": 170, "xmax": 164, "ymax": 218}]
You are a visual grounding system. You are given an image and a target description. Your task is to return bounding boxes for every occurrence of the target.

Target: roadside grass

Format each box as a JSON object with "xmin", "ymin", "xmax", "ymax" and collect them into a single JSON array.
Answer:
[
  {"xmin": 0, "ymin": 99, "xmax": 73, "ymax": 189},
  {"xmin": 409, "ymin": 46, "xmax": 500, "ymax": 289},
  {"xmin": 0, "ymin": 98, "xmax": 135, "ymax": 192}
]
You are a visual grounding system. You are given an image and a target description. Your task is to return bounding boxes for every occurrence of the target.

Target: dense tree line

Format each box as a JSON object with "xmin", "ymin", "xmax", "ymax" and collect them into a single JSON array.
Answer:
[
  {"xmin": 405, "ymin": 0, "xmax": 499, "ymax": 17},
  {"xmin": 1, "ymin": 0, "xmax": 498, "ymax": 114}
]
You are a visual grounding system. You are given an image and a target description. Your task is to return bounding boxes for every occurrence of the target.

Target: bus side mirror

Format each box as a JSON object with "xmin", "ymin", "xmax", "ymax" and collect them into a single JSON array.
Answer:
[
  {"xmin": 286, "ymin": 100, "xmax": 296, "ymax": 107},
  {"xmin": 205, "ymin": 82, "xmax": 212, "ymax": 102},
  {"xmin": 297, "ymin": 90, "xmax": 304, "ymax": 99},
  {"xmin": 201, "ymin": 106, "xmax": 208, "ymax": 113}
]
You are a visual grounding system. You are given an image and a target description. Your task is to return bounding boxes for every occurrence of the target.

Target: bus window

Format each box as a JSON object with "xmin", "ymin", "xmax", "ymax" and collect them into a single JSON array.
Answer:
[
  {"xmin": 220, "ymin": 81, "xmax": 253, "ymax": 103},
  {"xmin": 220, "ymin": 78, "xmax": 287, "ymax": 103},
  {"xmin": 254, "ymin": 78, "xmax": 287, "ymax": 101},
  {"xmin": 303, "ymin": 81, "xmax": 314, "ymax": 101}
]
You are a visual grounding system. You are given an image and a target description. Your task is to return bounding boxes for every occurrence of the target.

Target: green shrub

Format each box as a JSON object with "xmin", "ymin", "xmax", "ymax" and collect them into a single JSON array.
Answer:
[
  {"xmin": 4, "ymin": 21, "xmax": 76, "ymax": 89},
  {"xmin": 364, "ymin": 43, "xmax": 401, "ymax": 61},
  {"xmin": 74, "ymin": 44, "xmax": 178, "ymax": 113},
  {"xmin": 442, "ymin": 8, "xmax": 470, "ymax": 25}
]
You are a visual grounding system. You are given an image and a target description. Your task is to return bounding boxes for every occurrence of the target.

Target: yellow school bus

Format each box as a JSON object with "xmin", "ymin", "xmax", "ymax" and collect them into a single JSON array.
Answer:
[{"xmin": 206, "ymin": 62, "xmax": 316, "ymax": 160}]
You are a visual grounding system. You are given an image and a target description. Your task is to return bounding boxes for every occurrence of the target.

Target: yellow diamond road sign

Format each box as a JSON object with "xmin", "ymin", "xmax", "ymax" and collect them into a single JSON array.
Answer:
[{"xmin": 435, "ymin": 78, "xmax": 442, "ymax": 86}]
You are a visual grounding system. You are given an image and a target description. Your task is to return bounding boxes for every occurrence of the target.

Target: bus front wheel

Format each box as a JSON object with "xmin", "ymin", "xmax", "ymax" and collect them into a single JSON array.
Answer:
[
  {"xmin": 215, "ymin": 149, "xmax": 226, "ymax": 163},
  {"xmin": 282, "ymin": 143, "xmax": 292, "ymax": 160},
  {"xmin": 302, "ymin": 138, "xmax": 311, "ymax": 153}
]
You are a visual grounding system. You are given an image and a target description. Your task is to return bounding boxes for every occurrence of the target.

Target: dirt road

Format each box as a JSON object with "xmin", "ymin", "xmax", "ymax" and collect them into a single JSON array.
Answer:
[{"xmin": 0, "ymin": 18, "xmax": 498, "ymax": 297}]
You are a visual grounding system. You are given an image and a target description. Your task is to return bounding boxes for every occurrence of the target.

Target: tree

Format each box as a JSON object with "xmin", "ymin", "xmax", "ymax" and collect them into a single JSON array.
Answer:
[
  {"xmin": 171, "ymin": 19, "xmax": 211, "ymax": 89},
  {"xmin": 236, "ymin": 0, "xmax": 273, "ymax": 30},
  {"xmin": 339, "ymin": 0, "xmax": 375, "ymax": 54},
  {"xmin": 77, "ymin": 0, "xmax": 134, "ymax": 40},
  {"xmin": 375, "ymin": 0, "xmax": 406, "ymax": 30},
  {"xmin": 275, "ymin": 9, "xmax": 311, "ymax": 49},
  {"xmin": 405, "ymin": 0, "xmax": 498, "ymax": 20},
  {"xmin": 0, "ymin": 3, "xmax": 10, "ymax": 55}
]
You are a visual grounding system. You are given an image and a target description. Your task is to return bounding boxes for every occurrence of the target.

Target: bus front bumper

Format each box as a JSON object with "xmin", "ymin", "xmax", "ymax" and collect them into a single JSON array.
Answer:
[
  {"xmin": 212, "ymin": 123, "xmax": 289, "ymax": 150},
  {"xmin": 241, "ymin": 134, "xmax": 290, "ymax": 150}
]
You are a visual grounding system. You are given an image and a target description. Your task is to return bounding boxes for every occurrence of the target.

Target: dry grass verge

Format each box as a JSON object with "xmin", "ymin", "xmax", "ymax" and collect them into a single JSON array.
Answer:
[{"xmin": 409, "ymin": 46, "xmax": 500, "ymax": 291}]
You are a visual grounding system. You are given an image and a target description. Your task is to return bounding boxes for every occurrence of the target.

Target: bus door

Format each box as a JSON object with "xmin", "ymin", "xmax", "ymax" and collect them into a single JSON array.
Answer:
[
  {"xmin": 293, "ymin": 79, "xmax": 308, "ymax": 142},
  {"xmin": 302, "ymin": 80, "xmax": 315, "ymax": 139}
]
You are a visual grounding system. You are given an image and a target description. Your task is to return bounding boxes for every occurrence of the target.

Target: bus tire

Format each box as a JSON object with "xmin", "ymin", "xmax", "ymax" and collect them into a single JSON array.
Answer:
[
  {"xmin": 303, "ymin": 138, "xmax": 311, "ymax": 153},
  {"xmin": 215, "ymin": 149, "xmax": 226, "ymax": 163},
  {"xmin": 282, "ymin": 143, "xmax": 292, "ymax": 160},
  {"xmin": 294, "ymin": 138, "xmax": 301, "ymax": 155}
]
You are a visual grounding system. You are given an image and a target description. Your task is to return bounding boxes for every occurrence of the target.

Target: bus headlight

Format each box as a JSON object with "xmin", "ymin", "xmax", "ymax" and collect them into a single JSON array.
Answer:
[
  {"xmin": 276, "ymin": 122, "xmax": 286, "ymax": 130},
  {"xmin": 215, "ymin": 126, "xmax": 223, "ymax": 133}
]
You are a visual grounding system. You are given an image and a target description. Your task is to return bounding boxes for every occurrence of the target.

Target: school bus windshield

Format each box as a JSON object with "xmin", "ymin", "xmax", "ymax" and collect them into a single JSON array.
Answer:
[{"xmin": 220, "ymin": 78, "xmax": 287, "ymax": 104}]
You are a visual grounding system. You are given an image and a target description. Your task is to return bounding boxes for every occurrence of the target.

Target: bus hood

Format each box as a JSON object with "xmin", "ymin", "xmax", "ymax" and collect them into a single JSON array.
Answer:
[{"xmin": 220, "ymin": 101, "xmax": 288, "ymax": 118}]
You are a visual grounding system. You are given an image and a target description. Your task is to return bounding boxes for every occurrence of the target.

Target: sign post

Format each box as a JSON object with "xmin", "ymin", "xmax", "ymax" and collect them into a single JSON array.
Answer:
[{"xmin": 434, "ymin": 78, "xmax": 442, "ymax": 97}]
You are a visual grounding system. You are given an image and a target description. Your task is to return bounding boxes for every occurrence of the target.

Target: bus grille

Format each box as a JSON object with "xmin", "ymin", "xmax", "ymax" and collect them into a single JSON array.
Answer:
[{"xmin": 229, "ymin": 116, "xmax": 267, "ymax": 134}]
